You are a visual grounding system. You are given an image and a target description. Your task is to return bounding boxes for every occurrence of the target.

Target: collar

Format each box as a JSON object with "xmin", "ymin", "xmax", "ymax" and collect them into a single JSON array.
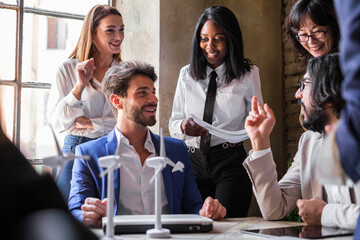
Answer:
[
  {"xmin": 205, "ymin": 62, "xmax": 226, "ymax": 80},
  {"xmin": 114, "ymin": 127, "xmax": 155, "ymax": 153}
]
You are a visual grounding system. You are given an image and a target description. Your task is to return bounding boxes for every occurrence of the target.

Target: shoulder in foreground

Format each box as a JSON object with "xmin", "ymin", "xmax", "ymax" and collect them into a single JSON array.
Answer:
[{"xmin": 299, "ymin": 130, "xmax": 323, "ymax": 143}]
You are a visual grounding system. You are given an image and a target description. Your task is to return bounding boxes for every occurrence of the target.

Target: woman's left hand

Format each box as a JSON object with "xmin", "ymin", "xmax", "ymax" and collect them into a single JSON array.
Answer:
[
  {"xmin": 181, "ymin": 118, "xmax": 208, "ymax": 136},
  {"xmin": 74, "ymin": 116, "xmax": 94, "ymax": 130}
]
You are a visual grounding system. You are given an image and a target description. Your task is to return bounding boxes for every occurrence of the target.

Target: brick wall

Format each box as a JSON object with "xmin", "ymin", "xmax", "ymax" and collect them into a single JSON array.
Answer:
[{"xmin": 281, "ymin": 0, "xmax": 306, "ymax": 174}]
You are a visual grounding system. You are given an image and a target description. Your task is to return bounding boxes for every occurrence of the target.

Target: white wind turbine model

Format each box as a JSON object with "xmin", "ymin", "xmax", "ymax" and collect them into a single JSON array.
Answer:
[
  {"xmin": 99, "ymin": 141, "xmax": 136, "ymax": 240},
  {"xmin": 43, "ymin": 125, "xmax": 90, "ymax": 180},
  {"xmin": 146, "ymin": 128, "xmax": 185, "ymax": 238}
]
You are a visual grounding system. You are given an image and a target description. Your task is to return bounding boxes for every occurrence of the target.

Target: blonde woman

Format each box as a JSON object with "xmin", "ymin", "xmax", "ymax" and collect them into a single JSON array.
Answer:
[{"xmin": 47, "ymin": 4, "xmax": 124, "ymax": 200}]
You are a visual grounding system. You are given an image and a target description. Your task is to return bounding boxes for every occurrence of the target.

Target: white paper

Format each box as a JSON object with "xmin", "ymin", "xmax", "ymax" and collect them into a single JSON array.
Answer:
[{"xmin": 191, "ymin": 114, "xmax": 249, "ymax": 143}]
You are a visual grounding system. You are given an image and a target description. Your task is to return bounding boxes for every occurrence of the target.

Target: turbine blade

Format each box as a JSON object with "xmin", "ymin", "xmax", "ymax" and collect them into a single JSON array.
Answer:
[
  {"xmin": 149, "ymin": 167, "xmax": 162, "ymax": 184},
  {"xmin": 66, "ymin": 153, "xmax": 90, "ymax": 161},
  {"xmin": 165, "ymin": 157, "xmax": 175, "ymax": 168},
  {"xmin": 122, "ymin": 164, "xmax": 136, "ymax": 182},
  {"xmin": 100, "ymin": 165, "xmax": 115, "ymax": 178},
  {"xmin": 49, "ymin": 125, "xmax": 62, "ymax": 156},
  {"xmin": 55, "ymin": 164, "xmax": 65, "ymax": 181},
  {"xmin": 43, "ymin": 156, "xmax": 59, "ymax": 167}
]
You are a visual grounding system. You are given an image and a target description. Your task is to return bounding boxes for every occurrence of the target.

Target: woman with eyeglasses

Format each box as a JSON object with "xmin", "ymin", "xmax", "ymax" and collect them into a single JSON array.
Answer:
[
  {"xmin": 47, "ymin": 4, "xmax": 123, "ymax": 201},
  {"xmin": 169, "ymin": 6, "xmax": 263, "ymax": 217},
  {"xmin": 285, "ymin": 0, "xmax": 339, "ymax": 58}
]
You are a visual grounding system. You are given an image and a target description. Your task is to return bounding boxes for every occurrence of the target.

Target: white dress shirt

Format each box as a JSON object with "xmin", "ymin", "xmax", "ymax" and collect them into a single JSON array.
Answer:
[
  {"xmin": 47, "ymin": 58, "xmax": 117, "ymax": 138},
  {"xmin": 114, "ymin": 127, "xmax": 170, "ymax": 215},
  {"xmin": 169, "ymin": 63, "xmax": 263, "ymax": 148}
]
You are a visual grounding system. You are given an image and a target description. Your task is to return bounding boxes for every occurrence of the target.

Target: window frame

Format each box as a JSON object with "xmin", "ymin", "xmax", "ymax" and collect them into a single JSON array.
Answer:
[{"xmin": 0, "ymin": 0, "xmax": 113, "ymax": 148}]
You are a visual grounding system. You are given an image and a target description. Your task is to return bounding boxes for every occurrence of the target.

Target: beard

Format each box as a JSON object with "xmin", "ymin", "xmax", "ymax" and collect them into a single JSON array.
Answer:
[
  {"xmin": 299, "ymin": 100, "xmax": 329, "ymax": 133},
  {"xmin": 123, "ymin": 102, "xmax": 157, "ymax": 127}
]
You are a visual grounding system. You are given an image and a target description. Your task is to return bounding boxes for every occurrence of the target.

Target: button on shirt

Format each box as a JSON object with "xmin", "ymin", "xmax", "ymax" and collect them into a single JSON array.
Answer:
[
  {"xmin": 114, "ymin": 127, "xmax": 170, "ymax": 215},
  {"xmin": 169, "ymin": 63, "xmax": 263, "ymax": 148}
]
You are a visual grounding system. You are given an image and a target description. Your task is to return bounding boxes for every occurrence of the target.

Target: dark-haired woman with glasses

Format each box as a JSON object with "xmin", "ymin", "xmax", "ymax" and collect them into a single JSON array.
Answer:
[
  {"xmin": 169, "ymin": 6, "xmax": 263, "ymax": 217},
  {"xmin": 285, "ymin": 0, "xmax": 339, "ymax": 58}
]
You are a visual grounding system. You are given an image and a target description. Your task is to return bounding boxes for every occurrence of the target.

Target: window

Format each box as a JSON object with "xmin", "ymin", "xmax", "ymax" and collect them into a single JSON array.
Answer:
[{"xmin": 0, "ymin": 0, "xmax": 111, "ymax": 160}]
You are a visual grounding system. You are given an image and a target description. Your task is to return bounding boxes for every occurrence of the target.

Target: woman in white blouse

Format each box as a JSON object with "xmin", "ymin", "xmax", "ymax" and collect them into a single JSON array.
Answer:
[
  {"xmin": 47, "ymin": 4, "xmax": 123, "ymax": 200},
  {"xmin": 169, "ymin": 6, "xmax": 263, "ymax": 217}
]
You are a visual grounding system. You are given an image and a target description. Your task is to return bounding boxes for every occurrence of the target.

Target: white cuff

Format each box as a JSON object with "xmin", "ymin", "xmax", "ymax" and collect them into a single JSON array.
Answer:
[
  {"xmin": 249, "ymin": 147, "xmax": 271, "ymax": 160},
  {"xmin": 64, "ymin": 91, "xmax": 84, "ymax": 108}
]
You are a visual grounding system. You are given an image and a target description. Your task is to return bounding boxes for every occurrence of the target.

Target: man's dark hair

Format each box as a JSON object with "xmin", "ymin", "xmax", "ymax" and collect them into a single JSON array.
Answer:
[
  {"xmin": 307, "ymin": 53, "xmax": 344, "ymax": 118},
  {"xmin": 102, "ymin": 60, "xmax": 157, "ymax": 114},
  {"xmin": 190, "ymin": 6, "xmax": 252, "ymax": 84}
]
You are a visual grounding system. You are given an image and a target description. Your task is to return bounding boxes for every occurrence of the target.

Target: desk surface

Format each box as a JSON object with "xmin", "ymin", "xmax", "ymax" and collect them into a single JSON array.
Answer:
[{"xmin": 91, "ymin": 217, "xmax": 353, "ymax": 240}]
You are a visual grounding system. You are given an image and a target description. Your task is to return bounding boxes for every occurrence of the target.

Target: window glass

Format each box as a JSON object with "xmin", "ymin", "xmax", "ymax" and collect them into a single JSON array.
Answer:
[
  {"xmin": 1, "ymin": 0, "xmax": 17, "ymax": 5},
  {"xmin": 25, "ymin": 0, "xmax": 109, "ymax": 16},
  {"xmin": 0, "ymin": 9, "xmax": 16, "ymax": 80},
  {"xmin": 20, "ymin": 88, "xmax": 56, "ymax": 159},
  {"xmin": 22, "ymin": 13, "xmax": 83, "ymax": 83},
  {"xmin": 0, "ymin": 85, "xmax": 14, "ymax": 141}
]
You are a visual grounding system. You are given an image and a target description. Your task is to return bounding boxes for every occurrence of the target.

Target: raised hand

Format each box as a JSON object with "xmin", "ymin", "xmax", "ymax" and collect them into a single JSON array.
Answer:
[
  {"xmin": 72, "ymin": 58, "xmax": 96, "ymax": 100},
  {"xmin": 181, "ymin": 117, "xmax": 208, "ymax": 137},
  {"xmin": 245, "ymin": 96, "xmax": 276, "ymax": 151}
]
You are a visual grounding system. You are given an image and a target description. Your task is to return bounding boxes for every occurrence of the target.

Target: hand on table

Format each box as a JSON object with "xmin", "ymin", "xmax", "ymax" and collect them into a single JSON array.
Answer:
[
  {"xmin": 296, "ymin": 197, "xmax": 326, "ymax": 225},
  {"xmin": 199, "ymin": 197, "xmax": 226, "ymax": 220},
  {"xmin": 81, "ymin": 197, "xmax": 107, "ymax": 226}
]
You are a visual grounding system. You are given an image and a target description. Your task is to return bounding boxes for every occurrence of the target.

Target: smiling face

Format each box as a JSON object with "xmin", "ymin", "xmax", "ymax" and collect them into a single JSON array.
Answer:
[
  {"xmin": 200, "ymin": 20, "xmax": 228, "ymax": 69},
  {"xmin": 92, "ymin": 14, "xmax": 124, "ymax": 56},
  {"xmin": 297, "ymin": 14, "xmax": 334, "ymax": 58},
  {"xmin": 122, "ymin": 74, "xmax": 158, "ymax": 127}
]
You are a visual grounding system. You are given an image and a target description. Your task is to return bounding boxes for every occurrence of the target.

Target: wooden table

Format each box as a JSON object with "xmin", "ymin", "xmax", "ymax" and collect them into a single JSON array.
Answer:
[{"xmin": 91, "ymin": 217, "xmax": 353, "ymax": 239}]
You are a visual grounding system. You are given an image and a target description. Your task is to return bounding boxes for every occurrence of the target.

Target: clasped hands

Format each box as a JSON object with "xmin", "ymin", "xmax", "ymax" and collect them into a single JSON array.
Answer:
[{"xmin": 81, "ymin": 196, "xmax": 226, "ymax": 226}]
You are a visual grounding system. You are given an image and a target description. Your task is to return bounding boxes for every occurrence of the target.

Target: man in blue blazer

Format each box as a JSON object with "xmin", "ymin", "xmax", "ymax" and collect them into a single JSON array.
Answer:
[{"xmin": 68, "ymin": 60, "xmax": 226, "ymax": 226}]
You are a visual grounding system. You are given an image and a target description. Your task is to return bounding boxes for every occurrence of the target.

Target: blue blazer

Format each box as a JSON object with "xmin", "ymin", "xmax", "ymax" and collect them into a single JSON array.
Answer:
[
  {"xmin": 335, "ymin": 0, "xmax": 360, "ymax": 183},
  {"xmin": 68, "ymin": 128, "xmax": 203, "ymax": 221}
]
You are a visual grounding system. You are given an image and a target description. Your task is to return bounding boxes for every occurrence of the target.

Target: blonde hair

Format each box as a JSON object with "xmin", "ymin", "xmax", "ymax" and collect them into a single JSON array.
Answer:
[{"xmin": 69, "ymin": 5, "xmax": 122, "ymax": 87}]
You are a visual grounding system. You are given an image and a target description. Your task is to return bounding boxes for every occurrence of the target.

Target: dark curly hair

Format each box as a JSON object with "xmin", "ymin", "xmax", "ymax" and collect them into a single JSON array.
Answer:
[{"xmin": 307, "ymin": 53, "xmax": 344, "ymax": 118}]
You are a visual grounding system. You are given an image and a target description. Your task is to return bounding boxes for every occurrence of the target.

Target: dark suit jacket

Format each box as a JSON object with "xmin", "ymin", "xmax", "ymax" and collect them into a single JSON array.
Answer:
[
  {"xmin": 0, "ymin": 127, "xmax": 97, "ymax": 240},
  {"xmin": 68, "ymin": 128, "xmax": 203, "ymax": 221},
  {"xmin": 335, "ymin": 0, "xmax": 360, "ymax": 183},
  {"xmin": 334, "ymin": 0, "xmax": 360, "ymax": 238}
]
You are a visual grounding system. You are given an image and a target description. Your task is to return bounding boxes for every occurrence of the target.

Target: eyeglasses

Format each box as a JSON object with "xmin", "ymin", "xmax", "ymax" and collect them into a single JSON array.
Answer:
[
  {"xmin": 296, "ymin": 27, "xmax": 330, "ymax": 42},
  {"xmin": 299, "ymin": 78, "xmax": 311, "ymax": 92}
]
